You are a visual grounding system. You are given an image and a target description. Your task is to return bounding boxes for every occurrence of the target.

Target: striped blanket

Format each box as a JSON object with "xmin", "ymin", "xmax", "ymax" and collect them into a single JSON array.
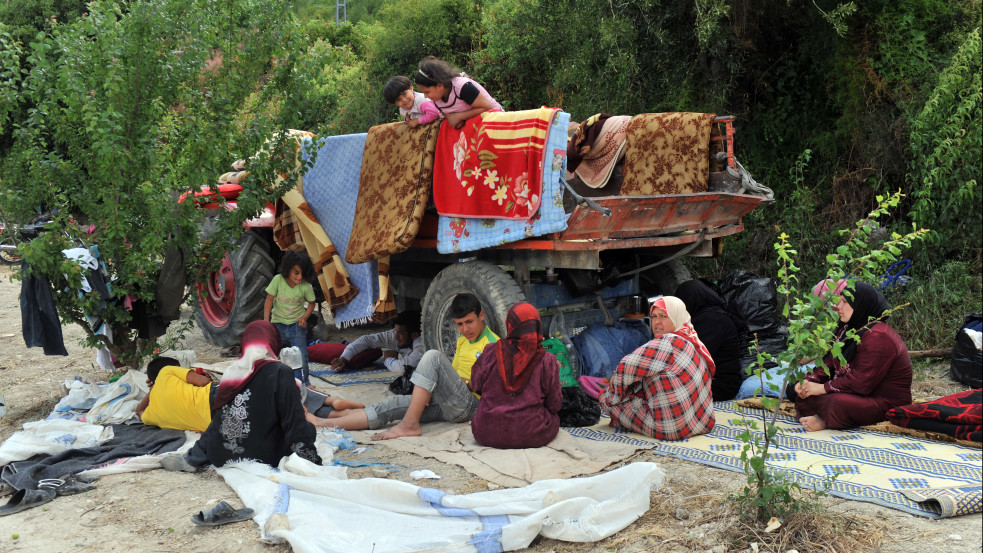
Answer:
[
  {"xmin": 433, "ymin": 108, "xmax": 559, "ymax": 220},
  {"xmin": 566, "ymin": 400, "xmax": 983, "ymax": 518}
]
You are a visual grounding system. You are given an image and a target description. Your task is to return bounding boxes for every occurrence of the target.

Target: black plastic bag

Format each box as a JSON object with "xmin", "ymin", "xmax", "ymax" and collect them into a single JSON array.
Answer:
[
  {"xmin": 558, "ymin": 386, "xmax": 602, "ymax": 427},
  {"xmin": 718, "ymin": 269, "xmax": 789, "ymax": 370},
  {"xmin": 949, "ymin": 314, "xmax": 983, "ymax": 388},
  {"xmin": 388, "ymin": 367, "xmax": 416, "ymax": 395}
]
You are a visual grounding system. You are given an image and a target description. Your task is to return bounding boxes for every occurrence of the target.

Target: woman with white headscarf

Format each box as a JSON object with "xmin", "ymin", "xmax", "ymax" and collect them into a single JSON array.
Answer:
[{"xmin": 598, "ymin": 296, "xmax": 715, "ymax": 440}]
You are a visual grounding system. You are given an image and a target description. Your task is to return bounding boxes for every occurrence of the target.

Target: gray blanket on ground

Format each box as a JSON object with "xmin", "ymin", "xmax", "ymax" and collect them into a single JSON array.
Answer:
[{"xmin": 1, "ymin": 424, "xmax": 185, "ymax": 491}]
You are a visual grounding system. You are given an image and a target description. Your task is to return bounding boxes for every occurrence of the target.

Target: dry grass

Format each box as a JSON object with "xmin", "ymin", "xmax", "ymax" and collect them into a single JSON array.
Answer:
[{"xmin": 723, "ymin": 506, "xmax": 888, "ymax": 553}]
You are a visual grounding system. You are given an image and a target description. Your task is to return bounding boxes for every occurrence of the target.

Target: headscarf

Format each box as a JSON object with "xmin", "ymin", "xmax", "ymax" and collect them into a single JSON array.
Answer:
[
  {"xmin": 494, "ymin": 302, "xmax": 547, "ymax": 395},
  {"xmin": 651, "ymin": 296, "xmax": 717, "ymax": 377},
  {"xmin": 213, "ymin": 321, "xmax": 282, "ymax": 409},
  {"xmin": 824, "ymin": 280, "xmax": 890, "ymax": 363}
]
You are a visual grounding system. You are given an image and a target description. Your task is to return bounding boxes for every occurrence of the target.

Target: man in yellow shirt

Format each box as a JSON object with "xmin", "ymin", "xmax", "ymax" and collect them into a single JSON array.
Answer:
[
  {"xmin": 312, "ymin": 293, "xmax": 499, "ymax": 439},
  {"xmin": 137, "ymin": 358, "xmax": 214, "ymax": 432}
]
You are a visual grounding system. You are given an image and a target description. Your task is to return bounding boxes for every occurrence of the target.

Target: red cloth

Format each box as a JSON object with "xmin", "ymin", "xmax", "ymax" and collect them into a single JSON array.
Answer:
[
  {"xmin": 886, "ymin": 389, "xmax": 982, "ymax": 442},
  {"xmin": 470, "ymin": 343, "xmax": 562, "ymax": 449},
  {"xmin": 213, "ymin": 321, "xmax": 281, "ymax": 410},
  {"xmin": 433, "ymin": 108, "xmax": 558, "ymax": 220},
  {"xmin": 598, "ymin": 335, "xmax": 715, "ymax": 441},
  {"xmin": 796, "ymin": 322, "xmax": 913, "ymax": 428},
  {"xmin": 307, "ymin": 342, "xmax": 381, "ymax": 371}
]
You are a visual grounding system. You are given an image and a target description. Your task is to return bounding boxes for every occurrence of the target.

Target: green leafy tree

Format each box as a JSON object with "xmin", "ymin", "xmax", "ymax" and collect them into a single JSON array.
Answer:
[
  {"xmin": 906, "ymin": 28, "xmax": 982, "ymax": 253},
  {"xmin": 1, "ymin": 0, "xmax": 310, "ymax": 369}
]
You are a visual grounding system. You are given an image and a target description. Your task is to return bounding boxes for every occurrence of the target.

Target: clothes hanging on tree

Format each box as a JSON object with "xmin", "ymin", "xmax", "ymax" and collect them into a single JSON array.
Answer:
[{"xmin": 20, "ymin": 263, "xmax": 68, "ymax": 356}]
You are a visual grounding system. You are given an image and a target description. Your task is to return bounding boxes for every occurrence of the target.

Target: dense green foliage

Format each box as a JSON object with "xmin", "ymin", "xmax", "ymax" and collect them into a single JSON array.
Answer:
[
  {"xmin": 0, "ymin": 0, "xmax": 309, "ymax": 366},
  {"xmin": 1, "ymin": 0, "xmax": 980, "ymax": 355}
]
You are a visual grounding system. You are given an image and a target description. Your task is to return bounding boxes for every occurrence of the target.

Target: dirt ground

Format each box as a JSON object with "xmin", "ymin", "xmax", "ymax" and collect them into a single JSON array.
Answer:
[{"xmin": 0, "ymin": 263, "xmax": 980, "ymax": 553}]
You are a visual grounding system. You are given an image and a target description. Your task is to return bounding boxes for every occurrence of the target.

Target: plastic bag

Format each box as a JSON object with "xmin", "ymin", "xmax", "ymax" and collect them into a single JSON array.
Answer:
[
  {"xmin": 558, "ymin": 386, "xmax": 601, "ymax": 427},
  {"xmin": 571, "ymin": 320, "xmax": 649, "ymax": 379},
  {"xmin": 542, "ymin": 338, "xmax": 578, "ymax": 387},
  {"xmin": 388, "ymin": 368, "xmax": 415, "ymax": 395},
  {"xmin": 718, "ymin": 269, "xmax": 789, "ymax": 369},
  {"xmin": 950, "ymin": 314, "xmax": 983, "ymax": 388}
]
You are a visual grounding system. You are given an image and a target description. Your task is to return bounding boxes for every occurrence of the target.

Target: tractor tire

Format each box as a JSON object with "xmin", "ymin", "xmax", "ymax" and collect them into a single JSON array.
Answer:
[
  {"xmin": 195, "ymin": 231, "xmax": 275, "ymax": 347},
  {"xmin": 422, "ymin": 261, "xmax": 526, "ymax": 358}
]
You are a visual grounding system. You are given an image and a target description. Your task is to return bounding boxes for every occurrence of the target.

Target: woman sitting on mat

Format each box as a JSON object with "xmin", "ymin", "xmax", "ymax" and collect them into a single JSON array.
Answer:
[
  {"xmin": 469, "ymin": 302, "xmax": 562, "ymax": 449},
  {"xmin": 675, "ymin": 280, "xmax": 749, "ymax": 401},
  {"xmin": 161, "ymin": 321, "xmax": 321, "ymax": 471},
  {"xmin": 599, "ymin": 296, "xmax": 715, "ymax": 440},
  {"xmin": 795, "ymin": 280, "xmax": 912, "ymax": 432}
]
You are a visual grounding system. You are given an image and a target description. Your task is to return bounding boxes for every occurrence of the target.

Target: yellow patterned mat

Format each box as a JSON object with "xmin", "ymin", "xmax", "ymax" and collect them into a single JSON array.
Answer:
[{"xmin": 565, "ymin": 400, "xmax": 982, "ymax": 518}]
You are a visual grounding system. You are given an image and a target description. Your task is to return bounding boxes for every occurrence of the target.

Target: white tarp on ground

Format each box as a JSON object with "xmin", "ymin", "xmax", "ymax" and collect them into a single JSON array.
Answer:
[
  {"xmin": 218, "ymin": 452, "xmax": 664, "ymax": 553},
  {"xmin": 0, "ymin": 419, "xmax": 114, "ymax": 466}
]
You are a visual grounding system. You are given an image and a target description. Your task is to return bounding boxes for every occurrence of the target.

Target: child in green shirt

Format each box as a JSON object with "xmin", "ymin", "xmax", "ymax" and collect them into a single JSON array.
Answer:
[{"xmin": 264, "ymin": 250, "xmax": 316, "ymax": 384}]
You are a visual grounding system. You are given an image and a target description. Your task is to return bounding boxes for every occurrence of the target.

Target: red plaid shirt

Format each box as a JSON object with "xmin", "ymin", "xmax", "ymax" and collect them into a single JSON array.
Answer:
[{"xmin": 599, "ymin": 334, "xmax": 715, "ymax": 440}]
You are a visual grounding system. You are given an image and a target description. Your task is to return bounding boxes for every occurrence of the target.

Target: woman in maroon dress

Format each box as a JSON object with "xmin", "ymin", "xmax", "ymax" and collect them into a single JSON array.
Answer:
[
  {"xmin": 796, "ymin": 281, "xmax": 913, "ymax": 431},
  {"xmin": 469, "ymin": 302, "xmax": 562, "ymax": 449}
]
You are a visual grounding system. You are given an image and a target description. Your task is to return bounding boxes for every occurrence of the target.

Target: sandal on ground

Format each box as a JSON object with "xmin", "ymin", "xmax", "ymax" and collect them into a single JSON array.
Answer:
[
  {"xmin": 0, "ymin": 488, "xmax": 56, "ymax": 517},
  {"xmin": 191, "ymin": 500, "xmax": 254, "ymax": 526},
  {"xmin": 38, "ymin": 475, "xmax": 97, "ymax": 496}
]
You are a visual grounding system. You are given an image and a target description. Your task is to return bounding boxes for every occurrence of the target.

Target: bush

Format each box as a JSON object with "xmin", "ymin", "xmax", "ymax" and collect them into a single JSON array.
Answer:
[{"xmin": 890, "ymin": 259, "xmax": 983, "ymax": 351}]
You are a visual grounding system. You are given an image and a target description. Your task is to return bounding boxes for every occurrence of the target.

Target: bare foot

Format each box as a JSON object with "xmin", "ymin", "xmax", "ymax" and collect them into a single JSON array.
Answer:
[
  {"xmin": 799, "ymin": 415, "xmax": 827, "ymax": 432},
  {"xmin": 330, "ymin": 398, "xmax": 365, "ymax": 411},
  {"xmin": 371, "ymin": 421, "xmax": 422, "ymax": 441}
]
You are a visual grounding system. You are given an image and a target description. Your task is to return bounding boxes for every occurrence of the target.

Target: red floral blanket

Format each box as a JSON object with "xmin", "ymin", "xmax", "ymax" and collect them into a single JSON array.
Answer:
[{"xmin": 433, "ymin": 108, "xmax": 558, "ymax": 220}]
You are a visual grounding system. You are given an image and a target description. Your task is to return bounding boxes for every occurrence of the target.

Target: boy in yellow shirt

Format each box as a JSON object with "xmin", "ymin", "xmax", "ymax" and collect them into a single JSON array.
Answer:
[{"xmin": 312, "ymin": 293, "xmax": 499, "ymax": 439}]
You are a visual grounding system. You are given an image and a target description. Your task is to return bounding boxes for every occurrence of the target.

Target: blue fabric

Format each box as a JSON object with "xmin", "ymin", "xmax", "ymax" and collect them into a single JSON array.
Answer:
[
  {"xmin": 734, "ymin": 363, "xmax": 815, "ymax": 400},
  {"xmin": 274, "ymin": 322, "xmax": 310, "ymax": 385},
  {"xmin": 300, "ymin": 134, "xmax": 380, "ymax": 327},
  {"xmin": 571, "ymin": 321, "xmax": 650, "ymax": 379},
  {"xmin": 436, "ymin": 111, "xmax": 571, "ymax": 253}
]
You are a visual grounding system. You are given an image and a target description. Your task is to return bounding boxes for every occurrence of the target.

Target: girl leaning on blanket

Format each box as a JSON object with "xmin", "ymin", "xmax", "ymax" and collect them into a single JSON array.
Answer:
[{"xmin": 413, "ymin": 56, "xmax": 503, "ymax": 130}]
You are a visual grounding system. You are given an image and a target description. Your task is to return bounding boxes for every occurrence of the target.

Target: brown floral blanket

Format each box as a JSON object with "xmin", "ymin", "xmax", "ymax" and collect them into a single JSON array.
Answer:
[
  {"xmin": 345, "ymin": 121, "xmax": 439, "ymax": 265},
  {"xmin": 620, "ymin": 112, "xmax": 715, "ymax": 196}
]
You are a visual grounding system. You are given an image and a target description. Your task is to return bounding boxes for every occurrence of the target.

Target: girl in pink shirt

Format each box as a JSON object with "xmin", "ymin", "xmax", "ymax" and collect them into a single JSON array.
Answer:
[{"xmin": 413, "ymin": 56, "xmax": 503, "ymax": 129}]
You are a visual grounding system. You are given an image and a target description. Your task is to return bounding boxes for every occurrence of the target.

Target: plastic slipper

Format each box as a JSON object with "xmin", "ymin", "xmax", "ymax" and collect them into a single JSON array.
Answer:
[
  {"xmin": 39, "ymin": 475, "xmax": 96, "ymax": 496},
  {"xmin": 0, "ymin": 488, "xmax": 56, "ymax": 517},
  {"xmin": 191, "ymin": 500, "xmax": 254, "ymax": 526}
]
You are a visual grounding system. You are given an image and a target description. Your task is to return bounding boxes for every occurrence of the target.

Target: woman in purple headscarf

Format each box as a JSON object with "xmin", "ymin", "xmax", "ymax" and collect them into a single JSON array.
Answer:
[{"xmin": 161, "ymin": 321, "xmax": 321, "ymax": 471}]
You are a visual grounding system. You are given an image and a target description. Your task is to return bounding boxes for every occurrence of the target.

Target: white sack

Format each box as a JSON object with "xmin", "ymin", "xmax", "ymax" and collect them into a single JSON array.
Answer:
[
  {"xmin": 85, "ymin": 370, "xmax": 148, "ymax": 424},
  {"xmin": 217, "ymin": 457, "xmax": 664, "ymax": 553},
  {"xmin": 0, "ymin": 419, "xmax": 114, "ymax": 466}
]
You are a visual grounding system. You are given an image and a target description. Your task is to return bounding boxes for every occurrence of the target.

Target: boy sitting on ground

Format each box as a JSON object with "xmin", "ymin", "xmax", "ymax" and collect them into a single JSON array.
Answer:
[{"xmin": 311, "ymin": 293, "xmax": 498, "ymax": 440}]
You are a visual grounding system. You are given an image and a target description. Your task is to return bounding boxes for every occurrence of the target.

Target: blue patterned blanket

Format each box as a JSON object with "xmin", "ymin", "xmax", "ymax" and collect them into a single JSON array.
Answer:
[{"xmin": 301, "ymin": 134, "xmax": 380, "ymax": 327}]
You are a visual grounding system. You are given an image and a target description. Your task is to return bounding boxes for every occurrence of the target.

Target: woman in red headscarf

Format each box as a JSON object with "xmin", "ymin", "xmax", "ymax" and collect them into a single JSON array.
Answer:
[
  {"xmin": 598, "ymin": 296, "xmax": 715, "ymax": 440},
  {"xmin": 161, "ymin": 321, "xmax": 321, "ymax": 471},
  {"xmin": 469, "ymin": 302, "xmax": 562, "ymax": 449}
]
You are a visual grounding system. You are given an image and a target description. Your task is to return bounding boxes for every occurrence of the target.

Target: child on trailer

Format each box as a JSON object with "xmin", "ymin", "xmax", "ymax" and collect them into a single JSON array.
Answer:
[
  {"xmin": 383, "ymin": 75, "xmax": 440, "ymax": 128},
  {"xmin": 413, "ymin": 56, "xmax": 503, "ymax": 129},
  {"xmin": 264, "ymin": 250, "xmax": 316, "ymax": 385}
]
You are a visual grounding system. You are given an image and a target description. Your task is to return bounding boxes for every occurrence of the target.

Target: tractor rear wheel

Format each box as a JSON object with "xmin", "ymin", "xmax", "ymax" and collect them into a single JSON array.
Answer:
[
  {"xmin": 195, "ymin": 231, "xmax": 274, "ymax": 347},
  {"xmin": 421, "ymin": 261, "xmax": 526, "ymax": 358}
]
